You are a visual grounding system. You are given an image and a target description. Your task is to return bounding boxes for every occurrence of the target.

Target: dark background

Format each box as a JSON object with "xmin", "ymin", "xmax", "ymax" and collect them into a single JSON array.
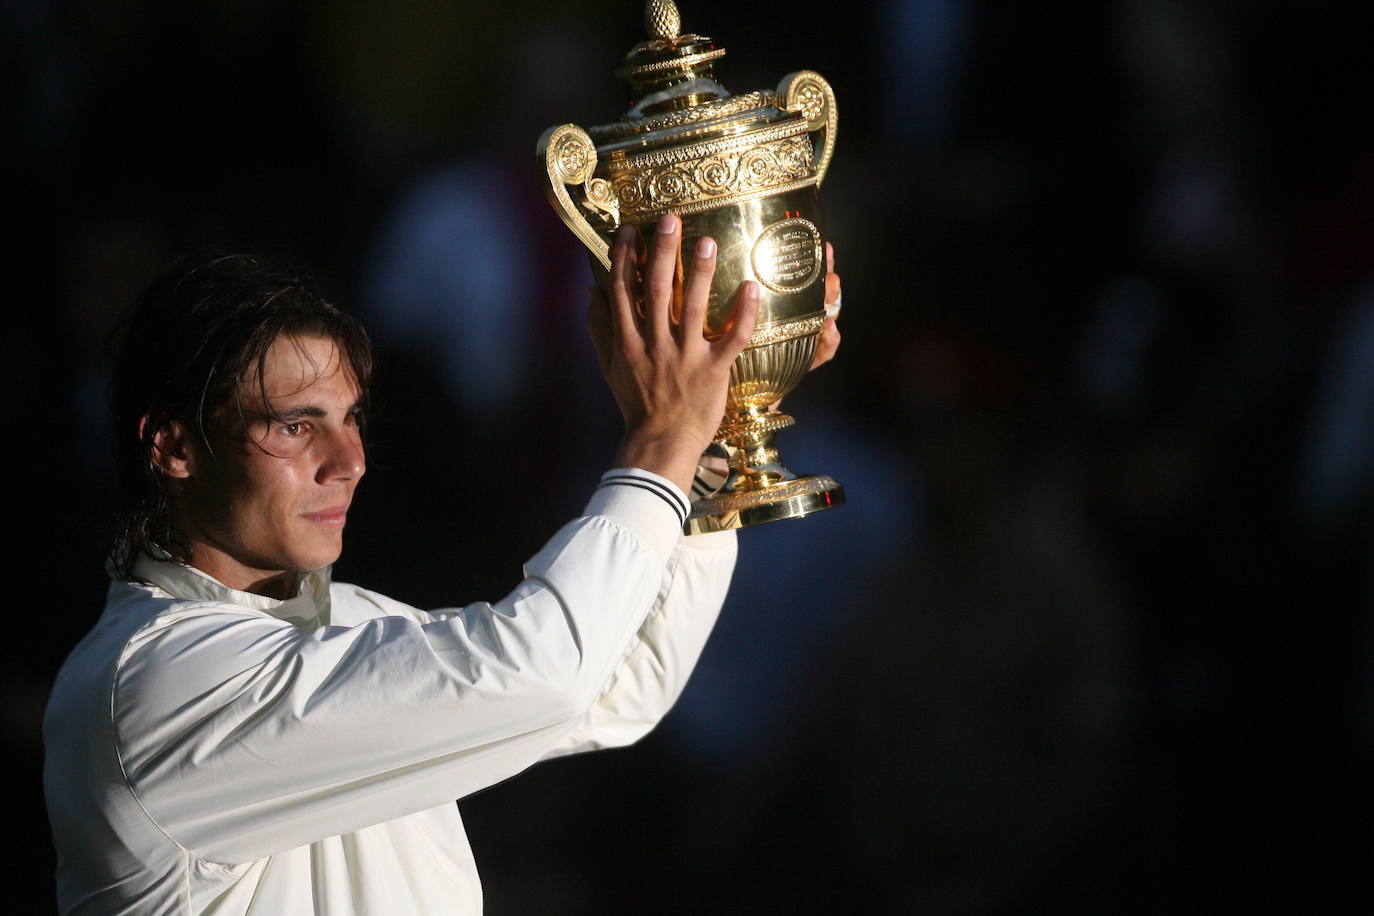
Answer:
[{"xmin": 10, "ymin": 0, "xmax": 1374, "ymax": 911}]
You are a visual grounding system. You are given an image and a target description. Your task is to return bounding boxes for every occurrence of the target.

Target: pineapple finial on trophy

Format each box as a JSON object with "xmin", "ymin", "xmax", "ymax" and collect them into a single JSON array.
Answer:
[{"xmin": 645, "ymin": 0, "xmax": 681, "ymax": 43}]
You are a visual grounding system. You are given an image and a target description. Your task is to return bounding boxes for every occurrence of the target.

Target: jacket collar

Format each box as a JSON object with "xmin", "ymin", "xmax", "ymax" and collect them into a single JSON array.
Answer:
[{"xmin": 130, "ymin": 550, "xmax": 333, "ymax": 628}]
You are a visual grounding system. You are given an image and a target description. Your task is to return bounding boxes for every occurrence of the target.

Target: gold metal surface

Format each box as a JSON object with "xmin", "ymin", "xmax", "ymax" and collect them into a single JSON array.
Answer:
[
  {"xmin": 779, "ymin": 70, "xmax": 838, "ymax": 184},
  {"xmin": 537, "ymin": 0, "xmax": 843, "ymax": 533},
  {"xmin": 618, "ymin": 48, "xmax": 727, "ymax": 79},
  {"xmin": 587, "ymin": 92, "xmax": 777, "ymax": 142},
  {"xmin": 685, "ymin": 475, "xmax": 845, "ymax": 534},
  {"xmin": 646, "ymin": 0, "xmax": 680, "ymax": 41},
  {"xmin": 537, "ymin": 124, "xmax": 611, "ymax": 270},
  {"xmin": 746, "ymin": 313, "xmax": 826, "ymax": 348},
  {"xmin": 608, "ymin": 120, "xmax": 816, "ymax": 222},
  {"xmin": 751, "ymin": 218, "xmax": 823, "ymax": 294}
]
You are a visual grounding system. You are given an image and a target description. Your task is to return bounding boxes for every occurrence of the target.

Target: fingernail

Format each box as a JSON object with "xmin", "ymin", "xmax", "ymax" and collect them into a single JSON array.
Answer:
[
  {"xmin": 696, "ymin": 236, "xmax": 716, "ymax": 258},
  {"xmin": 657, "ymin": 213, "xmax": 678, "ymax": 235},
  {"xmin": 616, "ymin": 224, "xmax": 635, "ymax": 244},
  {"xmin": 746, "ymin": 280, "xmax": 760, "ymax": 300}
]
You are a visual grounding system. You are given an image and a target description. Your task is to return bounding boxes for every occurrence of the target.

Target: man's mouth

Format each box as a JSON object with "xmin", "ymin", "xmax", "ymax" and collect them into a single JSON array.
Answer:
[{"xmin": 302, "ymin": 505, "xmax": 349, "ymax": 527}]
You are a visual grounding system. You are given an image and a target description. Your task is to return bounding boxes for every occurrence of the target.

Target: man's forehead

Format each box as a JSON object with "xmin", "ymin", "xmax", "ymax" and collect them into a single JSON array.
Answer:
[{"xmin": 248, "ymin": 335, "xmax": 361, "ymax": 406}]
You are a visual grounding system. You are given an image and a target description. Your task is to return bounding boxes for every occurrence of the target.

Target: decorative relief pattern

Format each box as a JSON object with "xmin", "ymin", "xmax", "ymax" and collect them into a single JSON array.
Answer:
[
  {"xmin": 620, "ymin": 48, "xmax": 726, "ymax": 78},
  {"xmin": 729, "ymin": 330, "xmax": 817, "ymax": 407},
  {"xmin": 608, "ymin": 121, "xmax": 815, "ymax": 219},
  {"xmin": 539, "ymin": 124, "xmax": 611, "ymax": 269},
  {"xmin": 747, "ymin": 313, "xmax": 826, "ymax": 348},
  {"xmin": 619, "ymin": 119, "xmax": 807, "ymax": 171},
  {"xmin": 669, "ymin": 177, "xmax": 816, "ymax": 218},
  {"xmin": 582, "ymin": 177, "xmax": 619, "ymax": 227},
  {"xmin": 718, "ymin": 412, "xmax": 796, "ymax": 441},
  {"xmin": 646, "ymin": 0, "xmax": 681, "ymax": 40},
  {"xmin": 793, "ymin": 81, "xmax": 826, "ymax": 123},
  {"xmin": 779, "ymin": 70, "xmax": 837, "ymax": 181},
  {"xmin": 695, "ymin": 475, "xmax": 841, "ymax": 514},
  {"xmin": 552, "ymin": 130, "xmax": 595, "ymax": 185},
  {"xmin": 588, "ymin": 91, "xmax": 777, "ymax": 140}
]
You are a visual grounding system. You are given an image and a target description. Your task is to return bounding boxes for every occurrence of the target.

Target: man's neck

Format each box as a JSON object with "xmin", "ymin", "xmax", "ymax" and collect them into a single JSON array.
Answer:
[{"xmin": 185, "ymin": 543, "xmax": 297, "ymax": 600}]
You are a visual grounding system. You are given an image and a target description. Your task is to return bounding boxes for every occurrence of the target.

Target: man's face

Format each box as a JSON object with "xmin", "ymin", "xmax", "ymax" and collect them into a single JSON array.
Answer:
[{"xmin": 178, "ymin": 334, "xmax": 366, "ymax": 594}]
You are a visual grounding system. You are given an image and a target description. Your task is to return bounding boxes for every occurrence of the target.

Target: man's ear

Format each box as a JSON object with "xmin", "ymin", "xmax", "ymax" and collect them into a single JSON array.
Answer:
[{"xmin": 147, "ymin": 418, "xmax": 195, "ymax": 480}]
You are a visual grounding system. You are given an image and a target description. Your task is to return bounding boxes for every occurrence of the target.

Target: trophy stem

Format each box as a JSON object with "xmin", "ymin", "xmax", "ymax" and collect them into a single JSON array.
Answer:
[{"xmin": 685, "ymin": 408, "xmax": 844, "ymax": 534}]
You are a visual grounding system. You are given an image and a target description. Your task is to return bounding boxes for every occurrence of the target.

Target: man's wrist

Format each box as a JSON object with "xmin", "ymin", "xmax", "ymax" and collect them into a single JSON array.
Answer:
[{"xmin": 613, "ymin": 431, "xmax": 705, "ymax": 498}]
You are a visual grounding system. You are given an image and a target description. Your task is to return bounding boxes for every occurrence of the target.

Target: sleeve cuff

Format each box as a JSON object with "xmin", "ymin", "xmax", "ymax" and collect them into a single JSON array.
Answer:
[{"xmin": 585, "ymin": 467, "xmax": 689, "ymax": 562}]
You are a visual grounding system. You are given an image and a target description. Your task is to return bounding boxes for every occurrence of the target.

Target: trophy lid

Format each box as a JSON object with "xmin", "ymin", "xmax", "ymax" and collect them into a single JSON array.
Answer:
[
  {"xmin": 591, "ymin": 0, "xmax": 790, "ymax": 149},
  {"xmin": 616, "ymin": 0, "xmax": 727, "ymax": 114}
]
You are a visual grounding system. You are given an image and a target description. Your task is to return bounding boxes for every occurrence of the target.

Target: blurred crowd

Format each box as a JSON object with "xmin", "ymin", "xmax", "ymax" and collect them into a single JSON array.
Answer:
[{"xmin": 8, "ymin": 0, "xmax": 1374, "ymax": 911}]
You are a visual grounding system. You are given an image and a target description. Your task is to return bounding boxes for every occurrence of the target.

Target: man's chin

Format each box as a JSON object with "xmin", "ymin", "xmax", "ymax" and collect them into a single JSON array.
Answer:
[{"xmin": 295, "ymin": 533, "xmax": 345, "ymax": 572}]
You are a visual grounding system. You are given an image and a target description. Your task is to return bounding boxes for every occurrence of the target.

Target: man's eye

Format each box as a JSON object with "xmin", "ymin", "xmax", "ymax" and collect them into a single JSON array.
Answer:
[{"xmin": 282, "ymin": 422, "xmax": 304, "ymax": 437}]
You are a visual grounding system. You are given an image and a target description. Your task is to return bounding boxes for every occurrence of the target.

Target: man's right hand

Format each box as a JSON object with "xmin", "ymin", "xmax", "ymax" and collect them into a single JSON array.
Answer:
[{"xmin": 587, "ymin": 213, "xmax": 760, "ymax": 497}]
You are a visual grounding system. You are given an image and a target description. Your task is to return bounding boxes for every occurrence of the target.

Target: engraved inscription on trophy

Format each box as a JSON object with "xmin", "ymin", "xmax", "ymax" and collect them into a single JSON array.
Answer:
[{"xmin": 752, "ymin": 217, "xmax": 823, "ymax": 294}]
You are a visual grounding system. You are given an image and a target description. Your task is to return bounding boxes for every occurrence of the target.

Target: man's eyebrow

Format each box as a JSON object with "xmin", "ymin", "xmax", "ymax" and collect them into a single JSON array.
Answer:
[
  {"xmin": 271, "ymin": 406, "xmax": 329, "ymax": 421},
  {"xmin": 266, "ymin": 399, "xmax": 366, "ymax": 421}
]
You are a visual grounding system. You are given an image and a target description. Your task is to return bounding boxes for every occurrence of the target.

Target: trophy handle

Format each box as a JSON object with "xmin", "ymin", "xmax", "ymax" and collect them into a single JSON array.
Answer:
[
  {"xmin": 777, "ymin": 71, "xmax": 838, "ymax": 187},
  {"xmin": 537, "ymin": 124, "xmax": 618, "ymax": 270}
]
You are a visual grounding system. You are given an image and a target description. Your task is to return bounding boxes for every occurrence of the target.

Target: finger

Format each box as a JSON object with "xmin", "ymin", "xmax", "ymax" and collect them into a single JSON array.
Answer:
[
  {"xmin": 644, "ymin": 213, "xmax": 681, "ymax": 341},
  {"xmin": 586, "ymin": 285, "xmax": 613, "ymax": 374},
  {"xmin": 811, "ymin": 317, "xmax": 840, "ymax": 369},
  {"xmin": 825, "ymin": 272, "xmax": 841, "ymax": 309},
  {"xmin": 680, "ymin": 235, "xmax": 717, "ymax": 347},
  {"xmin": 608, "ymin": 224, "xmax": 642, "ymax": 343},
  {"xmin": 826, "ymin": 240, "xmax": 835, "ymax": 275},
  {"xmin": 714, "ymin": 280, "xmax": 761, "ymax": 363}
]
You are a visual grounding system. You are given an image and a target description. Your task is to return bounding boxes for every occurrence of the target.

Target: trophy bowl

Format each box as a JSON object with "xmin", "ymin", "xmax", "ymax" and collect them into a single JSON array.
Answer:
[{"xmin": 538, "ymin": 0, "xmax": 844, "ymax": 534}]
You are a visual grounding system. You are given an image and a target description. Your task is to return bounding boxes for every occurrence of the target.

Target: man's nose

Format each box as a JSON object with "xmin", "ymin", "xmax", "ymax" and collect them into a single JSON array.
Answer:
[{"xmin": 319, "ymin": 427, "xmax": 366, "ymax": 483}]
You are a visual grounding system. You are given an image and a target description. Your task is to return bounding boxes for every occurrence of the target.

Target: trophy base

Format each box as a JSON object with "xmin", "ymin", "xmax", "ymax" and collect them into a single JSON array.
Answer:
[{"xmin": 685, "ymin": 474, "xmax": 845, "ymax": 534}]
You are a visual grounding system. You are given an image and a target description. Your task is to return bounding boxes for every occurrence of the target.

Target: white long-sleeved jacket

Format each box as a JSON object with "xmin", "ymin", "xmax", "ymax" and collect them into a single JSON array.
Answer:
[{"xmin": 43, "ymin": 469, "xmax": 736, "ymax": 914}]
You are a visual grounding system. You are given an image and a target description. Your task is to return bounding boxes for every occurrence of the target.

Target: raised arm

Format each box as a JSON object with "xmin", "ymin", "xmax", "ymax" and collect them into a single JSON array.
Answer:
[
  {"xmin": 547, "ymin": 236, "xmax": 844, "ymax": 754},
  {"xmin": 543, "ymin": 525, "xmax": 737, "ymax": 757}
]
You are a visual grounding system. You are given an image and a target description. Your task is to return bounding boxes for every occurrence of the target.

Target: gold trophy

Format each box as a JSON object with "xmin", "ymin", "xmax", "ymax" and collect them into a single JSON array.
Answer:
[{"xmin": 538, "ymin": 0, "xmax": 843, "ymax": 534}]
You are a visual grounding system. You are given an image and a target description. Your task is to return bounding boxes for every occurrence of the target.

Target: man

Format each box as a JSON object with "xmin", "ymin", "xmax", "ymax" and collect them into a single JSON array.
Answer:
[{"xmin": 43, "ymin": 214, "xmax": 840, "ymax": 914}]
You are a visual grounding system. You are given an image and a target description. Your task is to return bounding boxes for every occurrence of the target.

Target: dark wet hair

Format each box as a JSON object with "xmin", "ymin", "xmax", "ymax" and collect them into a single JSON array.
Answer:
[{"xmin": 109, "ymin": 252, "xmax": 373, "ymax": 579}]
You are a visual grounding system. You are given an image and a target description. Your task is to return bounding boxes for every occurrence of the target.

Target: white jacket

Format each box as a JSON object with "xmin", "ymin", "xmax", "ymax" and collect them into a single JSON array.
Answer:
[{"xmin": 44, "ymin": 469, "xmax": 736, "ymax": 914}]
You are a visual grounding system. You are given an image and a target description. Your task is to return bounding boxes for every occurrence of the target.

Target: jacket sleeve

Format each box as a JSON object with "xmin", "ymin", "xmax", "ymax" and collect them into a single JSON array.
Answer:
[
  {"xmin": 112, "ymin": 472, "xmax": 690, "ymax": 865},
  {"xmin": 542, "ymin": 528, "xmax": 736, "ymax": 756}
]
